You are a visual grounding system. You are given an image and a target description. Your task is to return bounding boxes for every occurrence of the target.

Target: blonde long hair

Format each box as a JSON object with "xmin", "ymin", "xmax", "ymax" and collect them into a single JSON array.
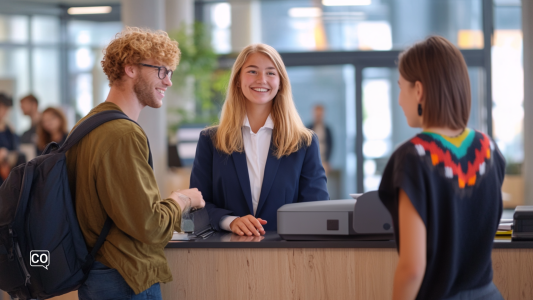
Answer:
[{"xmin": 212, "ymin": 44, "xmax": 312, "ymax": 159}]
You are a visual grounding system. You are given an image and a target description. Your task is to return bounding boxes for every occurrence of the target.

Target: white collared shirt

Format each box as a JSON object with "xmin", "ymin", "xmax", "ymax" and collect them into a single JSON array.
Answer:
[{"xmin": 219, "ymin": 114, "xmax": 274, "ymax": 231}]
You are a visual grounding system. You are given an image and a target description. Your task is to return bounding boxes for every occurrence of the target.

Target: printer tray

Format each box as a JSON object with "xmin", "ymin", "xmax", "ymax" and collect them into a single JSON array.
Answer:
[
  {"xmin": 512, "ymin": 232, "xmax": 533, "ymax": 241},
  {"xmin": 279, "ymin": 233, "xmax": 394, "ymax": 241}
]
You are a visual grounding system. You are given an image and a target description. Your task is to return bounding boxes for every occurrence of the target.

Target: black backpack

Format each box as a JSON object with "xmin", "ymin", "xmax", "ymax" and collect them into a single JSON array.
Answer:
[{"xmin": 0, "ymin": 110, "xmax": 152, "ymax": 299}]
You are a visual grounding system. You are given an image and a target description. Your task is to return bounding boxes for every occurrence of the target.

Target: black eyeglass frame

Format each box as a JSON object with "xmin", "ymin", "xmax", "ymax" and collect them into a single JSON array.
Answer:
[{"xmin": 139, "ymin": 63, "xmax": 174, "ymax": 80}]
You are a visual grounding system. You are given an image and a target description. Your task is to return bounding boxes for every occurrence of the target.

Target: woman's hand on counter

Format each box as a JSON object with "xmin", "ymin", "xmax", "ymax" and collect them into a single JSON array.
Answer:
[{"xmin": 229, "ymin": 215, "xmax": 267, "ymax": 236}]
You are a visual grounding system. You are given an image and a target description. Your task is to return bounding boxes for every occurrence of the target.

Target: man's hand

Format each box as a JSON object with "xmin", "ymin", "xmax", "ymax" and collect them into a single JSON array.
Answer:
[
  {"xmin": 229, "ymin": 215, "xmax": 267, "ymax": 236},
  {"xmin": 169, "ymin": 188, "xmax": 205, "ymax": 211},
  {"xmin": 177, "ymin": 188, "xmax": 205, "ymax": 208}
]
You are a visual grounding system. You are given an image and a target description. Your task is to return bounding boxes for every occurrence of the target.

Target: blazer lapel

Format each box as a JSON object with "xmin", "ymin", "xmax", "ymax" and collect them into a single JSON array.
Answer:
[
  {"xmin": 232, "ymin": 151, "xmax": 254, "ymax": 215},
  {"xmin": 255, "ymin": 144, "xmax": 282, "ymax": 216}
]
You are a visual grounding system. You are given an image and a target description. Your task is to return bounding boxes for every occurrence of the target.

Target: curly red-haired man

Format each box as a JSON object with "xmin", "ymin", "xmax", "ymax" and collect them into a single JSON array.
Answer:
[{"xmin": 66, "ymin": 27, "xmax": 205, "ymax": 300}]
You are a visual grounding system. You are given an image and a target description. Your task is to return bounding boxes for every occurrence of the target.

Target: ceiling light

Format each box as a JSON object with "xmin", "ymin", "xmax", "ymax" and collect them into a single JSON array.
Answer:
[
  {"xmin": 322, "ymin": 0, "xmax": 371, "ymax": 6},
  {"xmin": 289, "ymin": 7, "xmax": 323, "ymax": 18},
  {"xmin": 68, "ymin": 6, "xmax": 112, "ymax": 15},
  {"xmin": 321, "ymin": 11, "xmax": 366, "ymax": 21}
]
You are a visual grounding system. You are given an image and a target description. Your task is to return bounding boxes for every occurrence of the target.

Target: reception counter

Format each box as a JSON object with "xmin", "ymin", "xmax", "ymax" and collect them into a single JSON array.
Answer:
[
  {"xmin": 162, "ymin": 232, "xmax": 533, "ymax": 300},
  {"xmin": 2, "ymin": 233, "xmax": 531, "ymax": 300}
]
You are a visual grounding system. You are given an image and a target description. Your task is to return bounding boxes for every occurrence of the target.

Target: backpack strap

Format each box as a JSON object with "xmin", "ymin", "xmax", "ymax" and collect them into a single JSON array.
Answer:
[
  {"xmin": 61, "ymin": 110, "xmax": 155, "ymax": 274},
  {"xmin": 13, "ymin": 162, "xmax": 36, "ymax": 229},
  {"xmin": 59, "ymin": 110, "xmax": 153, "ymax": 168},
  {"xmin": 81, "ymin": 217, "xmax": 113, "ymax": 274}
]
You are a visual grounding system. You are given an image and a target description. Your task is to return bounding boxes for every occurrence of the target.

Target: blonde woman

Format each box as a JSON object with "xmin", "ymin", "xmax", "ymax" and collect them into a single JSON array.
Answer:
[{"xmin": 190, "ymin": 44, "xmax": 329, "ymax": 236}]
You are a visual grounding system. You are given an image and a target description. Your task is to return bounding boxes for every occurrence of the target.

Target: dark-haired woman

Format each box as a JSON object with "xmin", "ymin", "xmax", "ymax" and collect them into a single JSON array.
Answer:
[
  {"xmin": 379, "ymin": 36, "xmax": 505, "ymax": 300},
  {"xmin": 36, "ymin": 107, "xmax": 68, "ymax": 155}
]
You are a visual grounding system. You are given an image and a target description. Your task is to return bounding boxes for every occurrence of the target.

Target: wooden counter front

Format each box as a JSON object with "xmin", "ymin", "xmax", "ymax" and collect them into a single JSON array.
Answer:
[
  {"xmin": 3, "ymin": 236, "xmax": 532, "ymax": 300},
  {"xmin": 163, "ymin": 247, "xmax": 398, "ymax": 300},
  {"xmin": 161, "ymin": 233, "xmax": 533, "ymax": 300}
]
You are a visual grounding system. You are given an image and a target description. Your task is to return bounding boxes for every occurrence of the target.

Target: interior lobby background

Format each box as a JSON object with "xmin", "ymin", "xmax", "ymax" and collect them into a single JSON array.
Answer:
[{"xmin": 0, "ymin": 0, "xmax": 528, "ymax": 207}]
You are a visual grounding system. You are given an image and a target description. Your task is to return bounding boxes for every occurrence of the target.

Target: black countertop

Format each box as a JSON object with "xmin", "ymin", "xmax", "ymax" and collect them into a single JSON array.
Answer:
[{"xmin": 166, "ymin": 232, "xmax": 533, "ymax": 249}]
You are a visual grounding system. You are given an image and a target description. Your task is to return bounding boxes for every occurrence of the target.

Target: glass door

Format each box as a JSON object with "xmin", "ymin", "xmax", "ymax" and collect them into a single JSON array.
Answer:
[{"xmin": 287, "ymin": 64, "xmax": 356, "ymax": 199}]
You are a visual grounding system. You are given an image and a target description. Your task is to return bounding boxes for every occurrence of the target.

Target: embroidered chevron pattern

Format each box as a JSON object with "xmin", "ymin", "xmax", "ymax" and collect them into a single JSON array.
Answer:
[
  {"xmin": 422, "ymin": 129, "xmax": 475, "ymax": 159},
  {"xmin": 411, "ymin": 132, "xmax": 491, "ymax": 189}
]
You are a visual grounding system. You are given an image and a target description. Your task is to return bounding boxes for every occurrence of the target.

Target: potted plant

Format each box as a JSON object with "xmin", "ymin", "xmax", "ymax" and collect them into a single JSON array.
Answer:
[{"xmin": 168, "ymin": 22, "xmax": 231, "ymax": 136}]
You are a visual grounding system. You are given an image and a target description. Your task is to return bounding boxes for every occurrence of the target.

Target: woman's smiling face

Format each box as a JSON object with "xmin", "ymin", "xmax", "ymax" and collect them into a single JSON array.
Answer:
[{"xmin": 239, "ymin": 52, "xmax": 280, "ymax": 107}]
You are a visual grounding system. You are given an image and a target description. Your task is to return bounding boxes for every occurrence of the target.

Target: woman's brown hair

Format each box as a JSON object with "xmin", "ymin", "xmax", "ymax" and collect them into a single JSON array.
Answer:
[
  {"xmin": 37, "ymin": 107, "xmax": 68, "ymax": 150},
  {"xmin": 398, "ymin": 36, "xmax": 471, "ymax": 130}
]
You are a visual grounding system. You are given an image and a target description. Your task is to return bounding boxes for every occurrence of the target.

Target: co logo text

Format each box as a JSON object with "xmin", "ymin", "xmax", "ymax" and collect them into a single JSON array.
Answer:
[{"xmin": 30, "ymin": 250, "xmax": 50, "ymax": 270}]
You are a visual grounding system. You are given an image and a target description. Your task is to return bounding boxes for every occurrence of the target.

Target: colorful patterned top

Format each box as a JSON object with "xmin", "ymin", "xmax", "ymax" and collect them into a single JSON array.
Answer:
[{"xmin": 379, "ymin": 128, "xmax": 506, "ymax": 299}]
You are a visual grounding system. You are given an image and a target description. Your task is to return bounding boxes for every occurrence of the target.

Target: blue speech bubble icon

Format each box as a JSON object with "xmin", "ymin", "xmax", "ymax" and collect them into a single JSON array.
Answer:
[{"xmin": 30, "ymin": 250, "xmax": 50, "ymax": 270}]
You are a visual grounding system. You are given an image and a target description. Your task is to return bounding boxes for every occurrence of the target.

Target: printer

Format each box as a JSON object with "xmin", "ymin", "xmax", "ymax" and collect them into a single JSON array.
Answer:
[{"xmin": 277, "ymin": 191, "xmax": 394, "ymax": 241}]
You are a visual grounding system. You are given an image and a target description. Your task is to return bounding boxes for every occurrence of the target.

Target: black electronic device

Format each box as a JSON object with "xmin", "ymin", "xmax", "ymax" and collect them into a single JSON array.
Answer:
[
  {"xmin": 512, "ymin": 206, "xmax": 533, "ymax": 241},
  {"xmin": 191, "ymin": 208, "xmax": 215, "ymax": 239}
]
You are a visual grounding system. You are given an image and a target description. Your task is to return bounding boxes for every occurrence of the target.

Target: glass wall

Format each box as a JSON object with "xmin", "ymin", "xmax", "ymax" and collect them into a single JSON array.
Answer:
[
  {"xmin": 0, "ymin": 13, "xmax": 123, "ymax": 135},
  {"xmin": 197, "ymin": 0, "xmax": 521, "ymax": 200},
  {"xmin": 492, "ymin": 2, "xmax": 523, "ymax": 165},
  {"xmin": 361, "ymin": 68, "xmax": 398, "ymax": 192},
  {"xmin": 288, "ymin": 65, "xmax": 356, "ymax": 198},
  {"xmin": 492, "ymin": 0, "xmax": 523, "ymax": 207},
  {"xmin": 0, "ymin": 15, "xmax": 29, "ymax": 43},
  {"xmin": 32, "ymin": 48, "xmax": 61, "ymax": 109},
  {"xmin": 202, "ymin": 0, "xmax": 484, "ymax": 54},
  {"xmin": 0, "ymin": 47, "xmax": 30, "ymax": 132},
  {"xmin": 264, "ymin": 0, "xmax": 483, "ymax": 52},
  {"xmin": 0, "ymin": 14, "xmax": 61, "ymax": 134},
  {"xmin": 32, "ymin": 15, "xmax": 60, "ymax": 44},
  {"xmin": 0, "ymin": 2, "xmax": 522, "ymax": 204},
  {"xmin": 67, "ymin": 20, "xmax": 122, "ymax": 118}
]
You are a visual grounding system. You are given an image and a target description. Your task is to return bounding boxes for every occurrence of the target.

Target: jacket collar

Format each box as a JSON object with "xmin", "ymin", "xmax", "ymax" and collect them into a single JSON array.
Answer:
[{"xmin": 243, "ymin": 114, "xmax": 274, "ymax": 132}]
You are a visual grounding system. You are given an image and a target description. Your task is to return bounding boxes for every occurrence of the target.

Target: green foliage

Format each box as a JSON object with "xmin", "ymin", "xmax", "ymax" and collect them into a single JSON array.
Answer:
[
  {"xmin": 168, "ymin": 22, "xmax": 231, "ymax": 132},
  {"xmin": 506, "ymin": 162, "xmax": 522, "ymax": 175}
]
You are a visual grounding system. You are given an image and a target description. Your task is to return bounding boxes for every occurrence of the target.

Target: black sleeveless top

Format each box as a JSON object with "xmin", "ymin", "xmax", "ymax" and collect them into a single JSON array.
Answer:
[{"xmin": 379, "ymin": 129, "xmax": 505, "ymax": 299}]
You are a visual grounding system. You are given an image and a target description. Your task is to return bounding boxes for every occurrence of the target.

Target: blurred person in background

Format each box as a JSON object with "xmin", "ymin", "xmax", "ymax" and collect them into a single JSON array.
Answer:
[
  {"xmin": 20, "ymin": 94, "xmax": 40, "ymax": 144},
  {"xmin": 0, "ymin": 93, "xmax": 19, "ymax": 151},
  {"xmin": 0, "ymin": 92, "xmax": 21, "ymax": 183},
  {"xmin": 307, "ymin": 104, "xmax": 333, "ymax": 175},
  {"xmin": 36, "ymin": 107, "xmax": 68, "ymax": 155}
]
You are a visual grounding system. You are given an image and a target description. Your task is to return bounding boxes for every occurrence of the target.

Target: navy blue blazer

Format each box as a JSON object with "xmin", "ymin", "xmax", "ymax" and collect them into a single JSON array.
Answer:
[{"xmin": 190, "ymin": 128, "xmax": 329, "ymax": 231}]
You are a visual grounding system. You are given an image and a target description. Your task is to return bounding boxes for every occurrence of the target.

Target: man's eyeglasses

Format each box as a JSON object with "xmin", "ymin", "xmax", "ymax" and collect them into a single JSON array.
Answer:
[{"xmin": 139, "ymin": 63, "xmax": 173, "ymax": 80}]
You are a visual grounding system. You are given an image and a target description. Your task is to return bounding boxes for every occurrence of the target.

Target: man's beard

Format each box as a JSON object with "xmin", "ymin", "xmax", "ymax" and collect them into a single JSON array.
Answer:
[{"xmin": 133, "ymin": 73, "xmax": 161, "ymax": 108}]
